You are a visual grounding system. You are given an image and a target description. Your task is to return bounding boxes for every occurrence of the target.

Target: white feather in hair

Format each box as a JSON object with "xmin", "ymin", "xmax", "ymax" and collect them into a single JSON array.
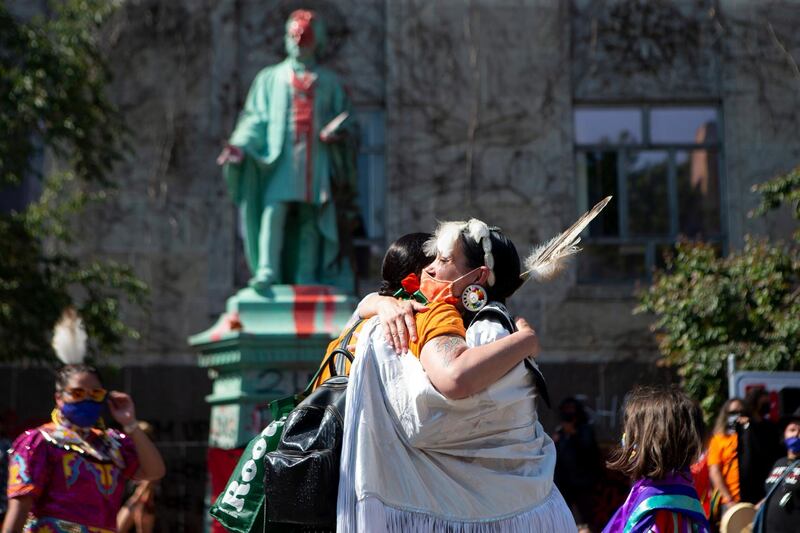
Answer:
[
  {"xmin": 520, "ymin": 196, "xmax": 613, "ymax": 283},
  {"xmin": 466, "ymin": 219, "xmax": 490, "ymax": 244},
  {"xmin": 425, "ymin": 220, "xmax": 466, "ymax": 258},
  {"xmin": 52, "ymin": 308, "xmax": 88, "ymax": 365}
]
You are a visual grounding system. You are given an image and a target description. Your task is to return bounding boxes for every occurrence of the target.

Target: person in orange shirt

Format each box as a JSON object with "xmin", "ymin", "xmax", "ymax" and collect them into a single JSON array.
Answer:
[
  {"xmin": 310, "ymin": 232, "xmax": 433, "ymax": 390},
  {"xmin": 336, "ymin": 220, "xmax": 575, "ymax": 531},
  {"xmin": 312, "ymin": 229, "xmax": 539, "ymax": 398},
  {"xmin": 708, "ymin": 397, "xmax": 745, "ymax": 509},
  {"xmin": 356, "ymin": 221, "xmax": 545, "ymax": 400}
]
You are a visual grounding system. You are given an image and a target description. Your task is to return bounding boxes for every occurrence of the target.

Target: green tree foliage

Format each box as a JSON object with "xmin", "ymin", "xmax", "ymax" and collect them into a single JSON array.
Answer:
[
  {"xmin": 637, "ymin": 166, "xmax": 800, "ymax": 421},
  {"xmin": 752, "ymin": 165, "xmax": 800, "ymax": 239},
  {"xmin": 0, "ymin": 0, "xmax": 147, "ymax": 363}
]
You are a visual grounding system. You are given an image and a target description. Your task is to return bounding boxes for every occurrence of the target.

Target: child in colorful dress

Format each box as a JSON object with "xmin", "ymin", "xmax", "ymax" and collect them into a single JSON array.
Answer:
[
  {"xmin": 2, "ymin": 310, "xmax": 165, "ymax": 533},
  {"xmin": 603, "ymin": 386, "xmax": 711, "ymax": 533}
]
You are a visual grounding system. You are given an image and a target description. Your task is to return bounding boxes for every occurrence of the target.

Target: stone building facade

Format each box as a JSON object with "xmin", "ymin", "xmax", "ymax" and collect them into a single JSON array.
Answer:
[{"xmin": 3, "ymin": 0, "xmax": 799, "ymax": 529}]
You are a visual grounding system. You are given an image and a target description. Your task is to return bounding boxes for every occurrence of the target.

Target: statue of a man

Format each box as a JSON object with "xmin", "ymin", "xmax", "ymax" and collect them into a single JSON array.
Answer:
[{"xmin": 217, "ymin": 9, "xmax": 358, "ymax": 292}]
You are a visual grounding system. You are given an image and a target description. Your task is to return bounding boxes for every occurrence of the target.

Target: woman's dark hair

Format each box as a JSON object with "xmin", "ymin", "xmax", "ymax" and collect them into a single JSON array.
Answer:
[
  {"xmin": 378, "ymin": 232, "xmax": 434, "ymax": 296},
  {"xmin": 713, "ymin": 397, "xmax": 744, "ymax": 435},
  {"xmin": 743, "ymin": 386, "xmax": 768, "ymax": 417},
  {"xmin": 55, "ymin": 364, "xmax": 101, "ymax": 393},
  {"xmin": 460, "ymin": 229, "xmax": 524, "ymax": 303},
  {"xmin": 607, "ymin": 386, "xmax": 705, "ymax": 481}
]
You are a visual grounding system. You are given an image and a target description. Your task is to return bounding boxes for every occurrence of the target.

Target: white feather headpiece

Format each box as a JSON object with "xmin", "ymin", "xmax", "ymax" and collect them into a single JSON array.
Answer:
[
  {"xmin": 426, "ymin": 218, "xmax": 497, "ymax": 286},
  {"xmin": 425, "ymin": 220, "xmax": 466, "ymax": 259},
  {"xmin": 466, "ymin": 219, "xmax": 490, "ymax": 245},
  {"xmin": 52, "ymin": 308, "xmax": 88, "ymax": 365},
  {"xmin": 520, "ymin": 196, "xmax": 613, "ymax": 283}
]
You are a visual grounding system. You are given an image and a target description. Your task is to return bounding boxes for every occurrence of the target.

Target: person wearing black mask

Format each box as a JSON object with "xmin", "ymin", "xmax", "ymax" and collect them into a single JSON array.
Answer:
[
  {"xmin": 737, "ymin": 388, "xmax": 784, "ymax": 503},
  {"xmin": 553, "ymin": 397, "xmax": 602, "ymax": 531}
]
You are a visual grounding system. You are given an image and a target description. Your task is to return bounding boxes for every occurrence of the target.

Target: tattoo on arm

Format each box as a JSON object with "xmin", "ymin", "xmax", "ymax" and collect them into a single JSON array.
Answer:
[{"xmin": 434, "ymin": 336, "xmax": 465, "ymax": 367}]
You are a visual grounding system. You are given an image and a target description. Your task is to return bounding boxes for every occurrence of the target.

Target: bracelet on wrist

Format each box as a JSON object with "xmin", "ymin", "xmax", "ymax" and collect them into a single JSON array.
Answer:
[{"xmin": 123, "ymin": 421, "xmax": 140, "ymax": 434}]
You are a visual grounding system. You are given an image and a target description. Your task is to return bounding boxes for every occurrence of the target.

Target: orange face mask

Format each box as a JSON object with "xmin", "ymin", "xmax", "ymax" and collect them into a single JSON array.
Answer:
[{"xmin": 419, "ymin": 268, "xmax": 481, "ymax": 305}]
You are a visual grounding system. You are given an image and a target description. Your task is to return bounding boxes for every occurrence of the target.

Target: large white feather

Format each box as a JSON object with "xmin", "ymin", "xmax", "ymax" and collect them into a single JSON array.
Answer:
[
  {"xmin": 520, "ymin": 196, "xmax": 612, "ymax": 283},
  {"xmin": 52, "ymin": 308, "xmax": 88, "ymax": 365}
]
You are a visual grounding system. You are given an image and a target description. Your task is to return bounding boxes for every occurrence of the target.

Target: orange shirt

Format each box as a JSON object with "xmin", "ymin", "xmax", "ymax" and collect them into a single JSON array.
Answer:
[
  {"xmin": 707, "ymin": 432, "xmax": 740, "ymax": 502},
  {"xmin": 310, "ymin": 302, "xmax": 465, "ymax": 390},
  {"xmin": 407, "ymin": 301, "xmax": 466, "ymax": 358}
]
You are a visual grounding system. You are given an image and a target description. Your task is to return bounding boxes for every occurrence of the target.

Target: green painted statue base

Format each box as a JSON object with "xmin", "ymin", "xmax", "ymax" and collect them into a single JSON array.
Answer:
[{"xmin": 189, "ymin": 284, "xmax": 356, "ymax": 449}]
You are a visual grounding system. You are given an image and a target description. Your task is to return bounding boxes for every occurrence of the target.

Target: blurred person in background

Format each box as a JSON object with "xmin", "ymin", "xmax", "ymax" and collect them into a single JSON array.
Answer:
[
  {"xmin": 708, "ymin": 398, "xmax": 745, "ymax": 512},
  {"xmin": 554, "ymin": 397, "xmax": 602, "ymax": 531},
  {"xmin": 0, "ymin": 418, "xmax": 10, "ymax": 526},
  {"xmin": 602, "ymin": 386, "xmax": 710, "ymax": 532},
  {"xmin": 737, "ymin": 388, "xmax": 783, "ymax": 503},
  {"xmin": 117, "ymin": 421, "xmax": 159, "ymax": 533},
  {"xmin": 1, "ymin": 310, "xmax": 165, "ymax": 533},
  {"xmin": 752, "ymin": 406, "xmax": 800, "ymax": 533}
]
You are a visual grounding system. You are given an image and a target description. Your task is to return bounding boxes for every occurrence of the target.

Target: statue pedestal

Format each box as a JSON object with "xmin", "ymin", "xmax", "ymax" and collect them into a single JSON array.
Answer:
[{"xmin": 189, "ymin": 285, "xmax": 356, "ymax": 449}]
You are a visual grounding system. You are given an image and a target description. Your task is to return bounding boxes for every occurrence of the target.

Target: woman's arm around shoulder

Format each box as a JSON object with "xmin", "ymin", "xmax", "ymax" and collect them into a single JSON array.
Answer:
[{"xmin": 420, "ymin": 319, "xmax": 539, "ymax": 399}]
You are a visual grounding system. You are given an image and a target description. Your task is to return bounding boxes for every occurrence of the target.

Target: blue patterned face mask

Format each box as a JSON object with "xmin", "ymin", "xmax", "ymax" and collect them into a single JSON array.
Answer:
[
  {"xmin": 61, "ymin": 400, "xmax": 103, "ymax": 427},
  {"xmin": 785, "ymin": 436, "xmax": 800, "ymax": 454}
]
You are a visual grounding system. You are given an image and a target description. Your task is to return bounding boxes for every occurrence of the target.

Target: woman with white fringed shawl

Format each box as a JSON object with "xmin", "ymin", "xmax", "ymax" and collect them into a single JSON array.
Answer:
[{"xmin": 336, "ymin": 217, "xmax": 601, "ymax": 532}]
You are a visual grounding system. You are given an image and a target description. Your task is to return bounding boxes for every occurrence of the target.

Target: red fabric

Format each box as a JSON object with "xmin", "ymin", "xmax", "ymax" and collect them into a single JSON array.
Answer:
[
  {"xmin": 207, "ymin": 447, "xmax": 245, "ymax": 533},
  {"xmin": 653, "ymin": 509, "xmax": 680, "ymax": 531},
  {"xmin": 691, "ymin": 452, "xmax": 712, "ymax": 517}
]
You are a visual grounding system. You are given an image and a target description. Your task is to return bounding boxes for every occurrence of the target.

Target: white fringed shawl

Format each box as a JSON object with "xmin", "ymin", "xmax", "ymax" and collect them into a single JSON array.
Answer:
[{"xmin": 337, "ymin": 318, "xmax": 576, "ymax": 532}]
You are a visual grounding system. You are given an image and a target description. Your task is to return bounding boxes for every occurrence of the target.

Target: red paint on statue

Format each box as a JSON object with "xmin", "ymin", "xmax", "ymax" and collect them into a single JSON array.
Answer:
[
  {"xmin": 292, "ymin": 286, "xmax": 337, "ymax": 338},
  {"xmin": 209, "ymin": 311, "xmax": 244, "ymax": 341},
  {"xmin": 288, "ymin": 10, "xmax": 315, "ymax": 47},
  {"xmin": 291, "ymin": 71, "xmax": 316, "ymax": 203}
]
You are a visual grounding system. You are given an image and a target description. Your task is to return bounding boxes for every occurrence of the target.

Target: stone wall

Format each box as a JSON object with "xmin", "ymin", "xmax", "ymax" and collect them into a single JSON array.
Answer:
[
  {"xmin": 381, "ymin": 0, "xmax": 800, "ymax": 417},
  {"xmin": 384, "ymin": 0, "xmax": 656, "ymax": 368},
  {"xmin": 64, "ymin": 0, "xmax": 387, "ymax": 360},
  {"xmin": 9, "ymin": 0, "xmax": 797, "ymax": 429},
  {"xmin": 718, "ymin": 0, "xmax": 800, "ymax": 245}
]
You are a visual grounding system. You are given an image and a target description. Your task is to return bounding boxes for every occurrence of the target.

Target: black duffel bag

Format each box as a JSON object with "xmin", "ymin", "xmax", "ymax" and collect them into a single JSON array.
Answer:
[{"xmin": 263, "ymin": 321, "xmax": 360, "ymax": 529}]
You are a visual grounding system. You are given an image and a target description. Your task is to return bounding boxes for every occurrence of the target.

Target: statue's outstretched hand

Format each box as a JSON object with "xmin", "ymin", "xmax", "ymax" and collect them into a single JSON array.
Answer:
[{"xmin": 217, "ymin": 144, "xmax": 243, "ymax": 165}]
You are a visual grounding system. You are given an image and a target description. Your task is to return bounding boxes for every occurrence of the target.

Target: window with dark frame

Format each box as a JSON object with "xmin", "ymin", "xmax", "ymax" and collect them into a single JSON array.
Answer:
[{"xmin": 574, "ymin": 105, "xmax": 723, "ymax": 283}]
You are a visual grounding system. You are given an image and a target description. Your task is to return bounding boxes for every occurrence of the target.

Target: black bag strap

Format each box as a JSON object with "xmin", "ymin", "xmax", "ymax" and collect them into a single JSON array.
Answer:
[
  {"xmin": 300, "ymin": 319, "xmax": 363, "ymax": 398},
  {"xmin": 469, "ymin": 305, "xmax": 551, "ymax": 409}
]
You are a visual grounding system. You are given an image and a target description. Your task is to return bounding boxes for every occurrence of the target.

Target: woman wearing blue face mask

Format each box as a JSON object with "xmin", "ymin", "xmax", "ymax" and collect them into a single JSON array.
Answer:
[
  {"xmin": 2, "ymin": 311, "xmax": 165, "ymax": 533},
  {"xmin": 753, "ymin": 407, "xmax": 800, "ymax": 533}
]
